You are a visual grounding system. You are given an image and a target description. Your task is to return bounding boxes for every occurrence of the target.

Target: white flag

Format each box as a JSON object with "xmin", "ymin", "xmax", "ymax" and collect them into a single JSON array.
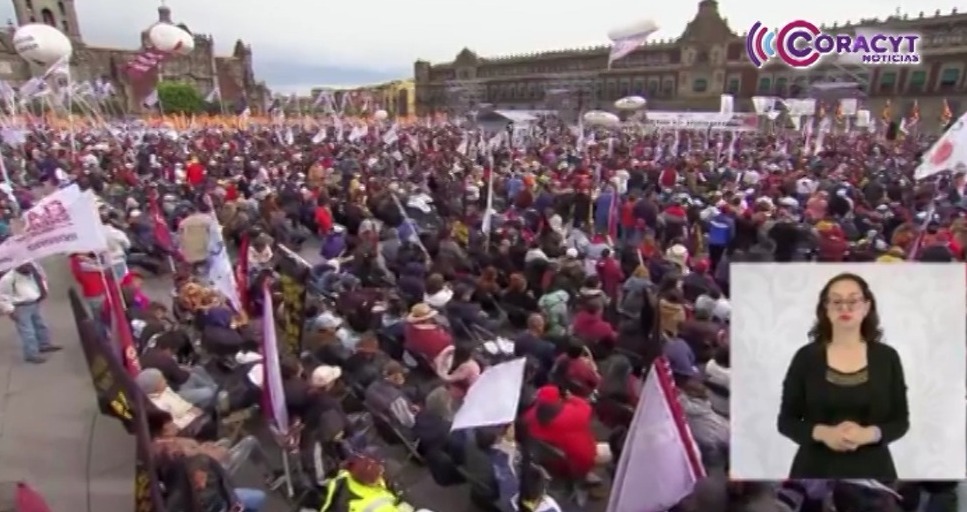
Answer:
[{"xmin": 914, "ymin": 112, "xmax": 967, "ymax": 181}]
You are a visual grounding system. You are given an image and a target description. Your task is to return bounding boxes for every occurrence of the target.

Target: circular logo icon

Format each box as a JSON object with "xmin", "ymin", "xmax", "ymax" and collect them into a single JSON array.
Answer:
[{"xmin": 776, "ymin": 20, "xmax": 821, "ymax": 68}]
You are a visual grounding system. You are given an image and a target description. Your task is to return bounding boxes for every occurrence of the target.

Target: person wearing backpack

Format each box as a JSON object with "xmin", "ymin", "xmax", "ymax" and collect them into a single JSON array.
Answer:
[{"xmin": 537, "ymin": 287, "xmax": 570, "ymax": 344}]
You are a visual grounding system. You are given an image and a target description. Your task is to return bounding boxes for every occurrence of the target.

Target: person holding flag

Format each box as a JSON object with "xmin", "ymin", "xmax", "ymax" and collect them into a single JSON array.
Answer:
[{"xmin": 941, "ymin": 98, "xmax": 954, "ymax": 131}]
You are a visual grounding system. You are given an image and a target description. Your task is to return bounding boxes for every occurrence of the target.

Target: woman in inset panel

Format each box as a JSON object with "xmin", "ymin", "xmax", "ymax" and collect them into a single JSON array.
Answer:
[{"xmin": 777, "ymin": 272, "xmax": 909, "ymax": 479}]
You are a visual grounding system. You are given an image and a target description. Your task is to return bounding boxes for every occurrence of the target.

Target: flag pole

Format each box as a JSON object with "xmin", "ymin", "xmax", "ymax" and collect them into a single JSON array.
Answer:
[{"xmin": 65, "ymin": 63, "xmax": 75, "ymax": 161}]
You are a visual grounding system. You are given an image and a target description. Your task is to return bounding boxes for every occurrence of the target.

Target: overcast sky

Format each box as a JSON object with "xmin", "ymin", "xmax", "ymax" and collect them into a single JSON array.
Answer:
[{"xmin": 0, "ymin": 0, "xmax": 954, "ymax": 93}]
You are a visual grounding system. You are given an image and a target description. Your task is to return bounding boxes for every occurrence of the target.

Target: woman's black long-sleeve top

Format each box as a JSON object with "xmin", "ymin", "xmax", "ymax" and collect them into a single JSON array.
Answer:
[{"xmin": 776, "ymin": 340, "xmax": 909, "ymax": 479}]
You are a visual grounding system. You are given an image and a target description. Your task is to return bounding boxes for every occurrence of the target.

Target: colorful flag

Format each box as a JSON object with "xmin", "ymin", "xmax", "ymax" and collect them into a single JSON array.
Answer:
[
  {"xmin": 203, "ymin": 195, "xmax": 242, "ymax": 311},
  {"xmin": 881, "ymin": 99, "xmax": 892, "ymax": 123},
  {"xmin": 147, "ymin": 190, "xmax": 177, "ymax": 257},
  {"xmin": 104, "ymin": 270, "xmax": 141, "ymax": 377}
]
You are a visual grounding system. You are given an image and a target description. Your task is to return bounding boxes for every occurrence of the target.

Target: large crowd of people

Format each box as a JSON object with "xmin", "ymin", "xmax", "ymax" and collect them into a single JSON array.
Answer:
[{"xmin": 2, "ymin": 109, "xmax": 963, "ymax": 512}]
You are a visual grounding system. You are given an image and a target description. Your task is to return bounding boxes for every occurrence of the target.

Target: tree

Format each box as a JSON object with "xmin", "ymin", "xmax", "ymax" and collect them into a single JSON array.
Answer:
[{"xmin": 156, "ymin": 81, "xmax": 204, "ymax": 114}]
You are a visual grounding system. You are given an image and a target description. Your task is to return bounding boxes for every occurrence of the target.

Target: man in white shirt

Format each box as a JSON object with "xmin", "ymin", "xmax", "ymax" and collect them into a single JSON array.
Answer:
[
  {"xmin": 102, "ymin": 220, "xmax": 131, "ymax": 280},
  {"xmin": 0, "ymin": 262, "xmax": 62, "ymax": 363}
]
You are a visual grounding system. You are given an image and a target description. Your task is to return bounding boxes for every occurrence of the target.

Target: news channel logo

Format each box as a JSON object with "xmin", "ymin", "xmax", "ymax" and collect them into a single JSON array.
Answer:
[{"xmin": 746, "ymin": 20, "xmax": 920, "ymax": 68}]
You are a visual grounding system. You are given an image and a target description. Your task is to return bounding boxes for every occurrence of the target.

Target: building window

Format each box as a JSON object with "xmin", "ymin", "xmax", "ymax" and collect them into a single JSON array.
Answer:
[
  {"xmin": 775, "ymin": 77, "xmax": 788, "ymax": 94},
  {"xmin": 907, "ymin": 70, "xmax": 927, "ymax": 92},
  {"xmin": 726, "ymin": 78, "xmax": 740, "ymax": 94},
  {"xmin": 662, "ymin": 79, "xmax": 674, "ymax": 95},
  {"xmin": 57, "ymin": 1, "xmax": 65, "ymax": 15},
  {"xmin": 939, "ymin": 68, "xmax": 961, "ymax": 91},
  {"xmin": 692, "ymin": 78, "xmax": 708, "ymax": 93},
  {"xmin": 757, "ymin": 77, "xmax": 771, "ymax": 93},
  {"xmin": 647, "ymin": 81, "xmax": 659, "ymax": 95},
  {"xmin": 25, "ymin": 0, "xmax": 32, "ymax": 10},
  {"xmin": 40, "ymin": 8, "xmax": 55, "ymax": 26},
  {"xmin": 878, "ymin": 71, "xmax": 896, "ymax": 93},
  {"xmin": 876, "ymin": 71, "xmax": 896, "ymax": 92},
  {"xmin": 61, "ymin": 20, "xmax": 69, "ymax": 32}
]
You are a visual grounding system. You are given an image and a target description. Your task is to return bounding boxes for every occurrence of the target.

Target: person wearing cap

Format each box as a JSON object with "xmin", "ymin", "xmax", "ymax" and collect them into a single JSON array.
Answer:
[
  {"xmin": 665, "ymin": 337, "xmax": 729, "ymax": 467},
  {"xmin": 307, "ymin": 311, "xmax": 353, "ymax": 366},
  {"xmin": 365, "ymin": 361, "xmax": 417, "ymax": 429},
  {"xmin": 319, "ymin": 449, "xmax": 403, "ymax": 512},
  {"xmin": 522, "ymin": 384, "xmax": 610, "ymax": 484},
  {"xmin": 403, "ymin": 303, "xmax": 453, "ymax": 367},
  {"xmin": 294, "ymin": 365, "xmax": 350, "ymax": 445}
]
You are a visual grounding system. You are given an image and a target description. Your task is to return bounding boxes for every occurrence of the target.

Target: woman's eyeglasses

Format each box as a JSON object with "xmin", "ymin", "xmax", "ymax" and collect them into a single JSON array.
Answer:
[{"xmin": 826, "ymin": 298, "xmax": 868, "ymax": 311}]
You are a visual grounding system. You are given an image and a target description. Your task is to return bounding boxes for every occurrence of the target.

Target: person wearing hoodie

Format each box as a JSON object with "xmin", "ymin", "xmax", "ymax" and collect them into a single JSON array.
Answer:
[
  {"xmin": 618, "ymin": 265, "xmax": 653, "ymax": 320},
  {"xmin": 537, "ymin": 287, "xmax": 570, "ymax": 341},
  {"xmin": 707, "ymin": 207, "xmax": 735, "ymax": 271},
  {"xmin": 595, "ymin": 248, "xmax": 624, "ymax": 302},
  {"xmin": 522, "ymin": 384, "xmax": 609, "ymax": 482},
  {"xmin": 571, "ymin": 300, "xmax": 617, "ymax": 350}
]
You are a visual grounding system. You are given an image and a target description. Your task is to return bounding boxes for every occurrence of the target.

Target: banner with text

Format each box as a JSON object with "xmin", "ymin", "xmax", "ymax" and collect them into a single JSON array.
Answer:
[
  {"xmin": 70, "ymin": 288, "xmax": 164, "ymax": 512},
  {"xmin": 644, "ymin": 112, "xmax": 759, "ymax": 131}
]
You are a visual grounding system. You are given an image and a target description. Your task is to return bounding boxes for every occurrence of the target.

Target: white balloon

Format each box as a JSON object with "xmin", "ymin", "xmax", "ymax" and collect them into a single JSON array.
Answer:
[
  {"xmin": 608, "ymin": 19, "xmax": 660, "ymax": 41},
  {"xmin": 12, "ymin": 24, "xmax": 72, "ymax": 66},
  {"xmin": 614, "ymin": 95, "xmax": 647, "ymax": 110},
  {"xmin": 373, "ymin": 109, "xmax": 388, "ymax": 120},
  {"xmin": 583, "ymin": 110, "xmax": 620, "ymax": 126},
  {"xmin": 148, "ymin": 23, "xmax": 194, "ymax": 55}
]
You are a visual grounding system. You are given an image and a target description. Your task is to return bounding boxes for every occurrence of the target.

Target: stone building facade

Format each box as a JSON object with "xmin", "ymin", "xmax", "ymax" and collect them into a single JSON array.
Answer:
[
  {"xmin": 0, "ymin": 0, "xmax": 268, "ymax": 113},
  {"xmin": 414, "ymin": 0, "xmax": 967, "ymax": 127}
]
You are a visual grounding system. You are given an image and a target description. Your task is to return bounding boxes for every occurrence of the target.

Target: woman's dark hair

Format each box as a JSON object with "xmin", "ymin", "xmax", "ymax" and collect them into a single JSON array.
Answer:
[
  {"xmin": 519, "ymin": 463, "xmax": 550, "ymax": 506},
  {"xmin": 808, "ymin": 272, "xmax": 883, "ymax": 344},
  {"xmin": 449, "ymin": 345, "xmax": 473, "ymax": 373},
  {"xmin": 565, "ymin": 339, "xmax": 585, "ymax": 359},
  {"xmin": 147, "ymin": 409, "xmax": 174, "ymax": 438}
]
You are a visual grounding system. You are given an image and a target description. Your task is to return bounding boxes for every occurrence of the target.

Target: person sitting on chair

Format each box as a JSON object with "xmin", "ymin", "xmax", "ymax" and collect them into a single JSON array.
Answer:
[
  {"xmin": 345, "ymin": 334, "xmax": 392, "ymax": 389},
  {"xmin": 136, "ymin": 368, "xmax": 216, "ymax": 440},
  {"xmin": 320, "ymin": 448, "xmax": 405, "ymax": 512},
  {"xmin": 141, "ymin": 333, "xmax": 222, "ymax": 409},
  {"xmin": 365, "ymin": 361, "xmax": 418, "ymax": 429}
]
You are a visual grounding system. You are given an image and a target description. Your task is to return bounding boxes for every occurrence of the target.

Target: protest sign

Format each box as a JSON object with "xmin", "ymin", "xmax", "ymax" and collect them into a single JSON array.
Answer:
[
  {"xmin": 276, "ymin": 245, "xmax": 309, "ymax": 357},
  {"xmin": 69, "ymin": 288, "xmax": 164, "ymax": 512}
]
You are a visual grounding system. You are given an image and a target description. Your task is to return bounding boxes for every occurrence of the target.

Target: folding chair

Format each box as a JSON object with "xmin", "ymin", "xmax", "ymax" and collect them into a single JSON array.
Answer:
[
  {"xmin": 529, "ymin": 440, "xmax": 589, "ymax": 507},
  {"xmin": 361, "ymin": 402, "xmax": 424, "ymax": 466}
]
